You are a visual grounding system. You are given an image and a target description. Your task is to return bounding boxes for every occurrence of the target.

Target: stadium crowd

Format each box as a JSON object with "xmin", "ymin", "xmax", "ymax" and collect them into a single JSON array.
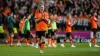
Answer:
[{"xmin": 0, "ymin": 0, "xmax": 100, "ymax": 31}]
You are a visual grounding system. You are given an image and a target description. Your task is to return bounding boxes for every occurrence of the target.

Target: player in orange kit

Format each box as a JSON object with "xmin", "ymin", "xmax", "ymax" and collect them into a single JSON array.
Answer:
[
  {"xmin": 35, "ymin": 5, "xmax": 49, "ymax": 54},
  {"xmin": 61, "ymin": 14, "xmax": 76, "ymax": 47},
  {"xmin": 89, "ymin": 12, "xmax": 100, "ymax": 47}
]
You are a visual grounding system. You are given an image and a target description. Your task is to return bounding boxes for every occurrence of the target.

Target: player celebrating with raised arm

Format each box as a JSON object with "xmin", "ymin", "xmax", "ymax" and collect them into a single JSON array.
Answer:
[
  {"xmin": 89, "ymin": 12, "xmax": 100, "ymax": 47},
  {"xmin": 35, "ymin": 5, "xmax": 49, "ymax": 54}
]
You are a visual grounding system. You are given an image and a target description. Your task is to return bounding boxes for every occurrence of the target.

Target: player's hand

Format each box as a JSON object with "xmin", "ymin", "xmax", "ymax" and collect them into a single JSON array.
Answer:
[
  {"xmin": 52, "ymin": 29, "xmax": 54, "ymax": 32},
  {"xmin": 23, "ymin": 16, "xmax": 26, "ymax": 19}
]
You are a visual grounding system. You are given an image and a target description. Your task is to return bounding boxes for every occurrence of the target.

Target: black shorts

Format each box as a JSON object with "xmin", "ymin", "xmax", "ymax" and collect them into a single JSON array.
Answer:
[
  {"xmin": 8, "ymin": 27, "xmax": 14, "ymax": 34},
  {"xmin": 51, "ymin": 30, "xmax": 56, "ymax": 36},
  {"xmin": 92, "ymin": 28, "xmax": 97, "ymax": 36},
  {"xmin": 18, "ymin": 31, "xmax": 25, "ymax": 37},
  {"xmin": 46, "ymin": 30, "xmax": 52, "ymax": 38},
  {"xmin": 48, "ymin": 30, "xmax": 55, "ymax": 36},
  {"xmin": 46, "ymin": 29, "xmax": 56, "ymax": 38},
  {"xmin": 36, "ymin": 31, "xmax": 46, "ymax": 39},
  {"xmin": 24, "ymin": 31, "xmax": 30, "ymax": 39},
  {"xmin": 66, "ymin": 32, "xmax": 71, "ymax": 38}
]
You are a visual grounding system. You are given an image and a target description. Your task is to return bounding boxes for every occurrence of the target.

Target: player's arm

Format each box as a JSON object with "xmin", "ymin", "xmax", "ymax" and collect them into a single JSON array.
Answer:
[
  {"xmin": 71, "ymin": 19, "xmax": 77, "ymax": 26},
  {"xmin": 42, "ymin": 12, "xmax": 49, "ymax": 23},
  {"xmin": 43, "ymin": 18, "xmax": 48, "ymax": 23},
  {"xmin": 94, "ymin": 17, "xmax": 99, "ymax": 22},
  {"xmin": 35, "ymin": 14, "xmax": 43, "ymax": 23},
  {"xmin": 68, "ymin": 22, "xmax": 72, "ymax": 26},
  {"xmin": 67, "ymin": 21, "xmax": 75, "ymax": 27},
  {"xmin": 71, "ymin": 23, "xmax": 75, "ymax": 26},
  {"xmin": 35, "ymin": 18, "xmax": 43, "ymax": 23}
]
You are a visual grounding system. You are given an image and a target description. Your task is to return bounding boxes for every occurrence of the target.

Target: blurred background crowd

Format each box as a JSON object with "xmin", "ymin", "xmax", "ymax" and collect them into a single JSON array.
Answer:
[{"xmin": 0, "ymin": 0, "xmax": 100, "ymax": 33}]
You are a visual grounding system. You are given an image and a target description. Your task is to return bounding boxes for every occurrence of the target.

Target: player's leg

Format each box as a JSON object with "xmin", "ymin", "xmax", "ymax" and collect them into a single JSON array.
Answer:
[
  {"xmin": 67, "ymin": 32, "xmax": 76, "ymax": 47},
  {"xmin": 93, "ymin": 33, "xmax": 100, "ymax": 47},
  {"xmin": 30, "ymin": 31, "xmax": 37, "ymax": 47},
  {"xmin": 4, "ymin": 29, "xmax": 9, "ymax": 46},
  {"xmin": 39, "ymin": 31, "xmax": 46, "ymax": 54},
  {"xmin": 35, "ymin": 37, "xmax": 39, "ymax": 48},
  {"xmin": 17, "ymin": 31, "xmax": 22, "ymax": 46},
  {"xmin": 47, "ymin": 30, "xmax": 52, "ymax": 47},
  {"xmin": 61, "ymin": 37, "xmax": 66, "ymax": 47},
  {"xmin": 36, "ymin": 31, "xmax": 44, "ymax": 53},
  {"xmin": 33, "ymin": 37, "xmax": 39, "ymax": 48},
  {"xmin": 89, "ymin": 29, "xmax": 100, "ymax": 47},
  {"xmin": 10, "ymin": 32, "xmax": 14, "ymax": 46},
  {"xmin": 8, "ymin": 28, "xmax": 14, "ymax": 46},
  {"xmin": 51, "ymin": 30, "xmax": 57, "ymax": 48},
  {"xmin": 17, "ymin": 38, "xmax": 22, "ymax": 46},
  {"xmin": 25, "ymin": 31, "xmax": 32, "ymax": 46}
]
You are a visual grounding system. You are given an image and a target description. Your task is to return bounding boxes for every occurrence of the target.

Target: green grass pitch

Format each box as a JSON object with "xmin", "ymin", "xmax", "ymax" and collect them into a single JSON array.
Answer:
[{"xmin": 0, "ymin": 43, "xmax": 100, "ymax": 56}]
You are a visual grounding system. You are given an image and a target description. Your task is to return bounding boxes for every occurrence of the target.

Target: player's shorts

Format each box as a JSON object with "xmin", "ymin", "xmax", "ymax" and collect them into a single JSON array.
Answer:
[
  {"xmin": 46, "ymin": 29, "xmax": 56, "ymax": 38},
  {"xmin": 51, "ymin": 30, "xmax": 56, "ymax": 36},
  {"xmin": 24, "ymin": 30, "xmax": 30, "ymax": 39},
  {"xmin": 46, "ymin": 30, "xmax": 52, "ymax": 38},
  {"xmin": 36, "ymin": 31, "xmax": 46, "ymax": 39},
  {"xmin": 18, "ymin": 31, "xmax": 25, "ymax": 38},
  {"xmin": 66, "ymin": 32, "xmax": 71, "ymax": 38},
  {"xmin": 92, "ymin": 28, "xmax": 97, "ymax": 36},
  {"xmin": 8, "ymin": 27, "xmax": 14, "ymax": 34}
]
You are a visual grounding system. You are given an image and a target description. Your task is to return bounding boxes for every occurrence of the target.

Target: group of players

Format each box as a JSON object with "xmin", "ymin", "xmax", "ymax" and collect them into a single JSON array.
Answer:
[{"xmin": 1, "ymin": 5, "xmax": 100, "ymax": 54}]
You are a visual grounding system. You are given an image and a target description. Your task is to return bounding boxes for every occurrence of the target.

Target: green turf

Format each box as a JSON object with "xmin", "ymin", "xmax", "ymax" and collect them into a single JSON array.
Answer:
[{"xmin": 0, "ymin": 43, "xmax": 100, "ymax": 56}]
